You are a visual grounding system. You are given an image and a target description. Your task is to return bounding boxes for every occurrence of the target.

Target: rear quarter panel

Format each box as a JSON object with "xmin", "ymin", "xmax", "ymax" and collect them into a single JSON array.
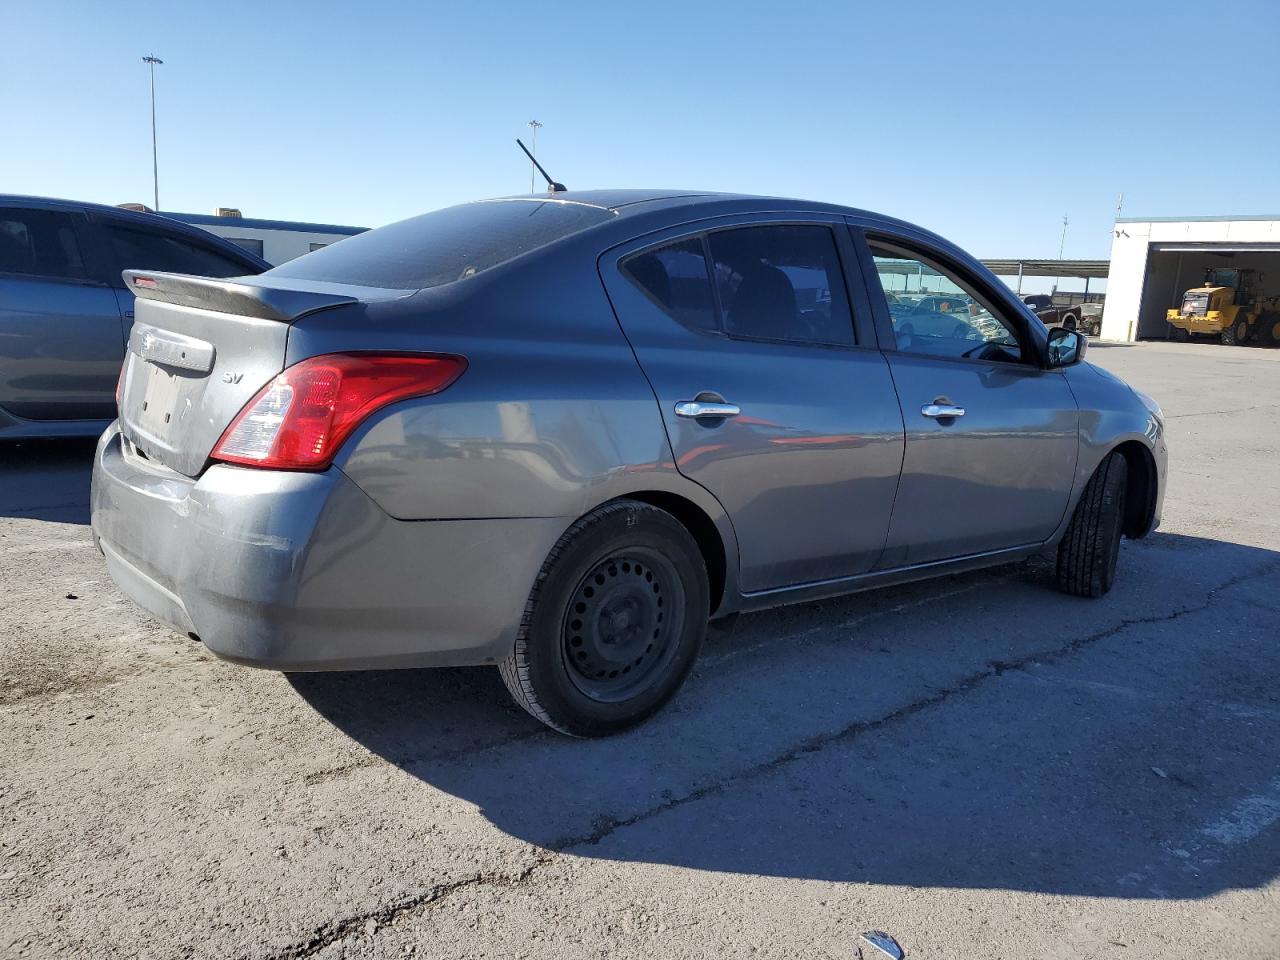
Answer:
[{"xmin": 289, "ymin": 242, "xmax": 742, "ymax": 602}]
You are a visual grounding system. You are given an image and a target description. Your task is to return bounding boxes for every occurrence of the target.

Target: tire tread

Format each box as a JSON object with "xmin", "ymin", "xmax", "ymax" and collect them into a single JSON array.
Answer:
[{"xmin": 1056, "ymin": 452, "xmax": 1127, "ymax": 597}]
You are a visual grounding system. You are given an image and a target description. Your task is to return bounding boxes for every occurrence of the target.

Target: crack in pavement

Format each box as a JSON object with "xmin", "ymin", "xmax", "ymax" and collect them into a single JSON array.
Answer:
[
  {"xmin": 296, "ymin": 572, "xmax": 1014, "ymax": 788},
  {"xmin": 250, "ymin": 857, "xmax": 553, "ymax": 960},
  {"xmin": 1166, "ymin": 404, "xmax": 1262, "ymax": 420},
  {"xmin": 552, "ymin": 565, "xmax": 1277, "ymax": 852},
  {"xmin": 259, "ymin": 557, "xmax": 1280, "ymax": 959}
]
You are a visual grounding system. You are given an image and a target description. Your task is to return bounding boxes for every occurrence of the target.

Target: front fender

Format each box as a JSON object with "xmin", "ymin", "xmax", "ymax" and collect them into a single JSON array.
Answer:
[{"xmin": 1051, "ymin": 361, "xmax": 1167, "ymax": 543}]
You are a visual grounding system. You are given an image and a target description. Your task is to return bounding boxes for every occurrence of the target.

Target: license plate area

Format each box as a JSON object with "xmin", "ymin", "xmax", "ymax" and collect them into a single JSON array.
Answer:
[{"xmin": 138, "ymin": 362, "xmax": 184, "ymax": 434}]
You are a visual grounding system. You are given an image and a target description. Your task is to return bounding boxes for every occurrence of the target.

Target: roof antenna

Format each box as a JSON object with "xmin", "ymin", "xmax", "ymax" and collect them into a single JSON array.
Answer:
[{"xmin": 516, "ymin": 138, "xmax": 567, "ymax": 193}]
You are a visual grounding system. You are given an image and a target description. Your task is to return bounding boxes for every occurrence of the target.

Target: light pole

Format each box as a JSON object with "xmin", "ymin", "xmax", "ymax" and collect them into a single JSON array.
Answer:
[
  {"xmin": 527, "ymin": 120, "xmax": 542, "ymax": 194},
  {"xmin": 142, "ymin": 55, "xmax": 164, "ymax": 211},
  {"xmin": 1054, "ymin": 214, "xmax": 1068, "ymax": 296}
]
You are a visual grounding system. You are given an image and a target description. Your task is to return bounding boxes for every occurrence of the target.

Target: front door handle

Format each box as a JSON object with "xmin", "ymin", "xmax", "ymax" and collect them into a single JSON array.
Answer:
[
  {"xmin": 675, "ymin": 400, "xmax": 741, "ymax": 420},
  {"xmin": 921, "ymin": 402, "xmax": 965, "ymax": 419}
]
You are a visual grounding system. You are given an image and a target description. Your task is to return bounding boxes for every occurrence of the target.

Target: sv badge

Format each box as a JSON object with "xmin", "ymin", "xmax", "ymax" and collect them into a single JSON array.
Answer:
[{"xmin": 221, "ymin": 372, "xmax": 244, "ymax": 384}]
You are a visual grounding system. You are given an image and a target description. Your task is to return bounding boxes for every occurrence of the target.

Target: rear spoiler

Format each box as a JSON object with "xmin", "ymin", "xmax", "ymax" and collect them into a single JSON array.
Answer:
[{"xmin": 123, "ymin": 270, "xmax": 358, "ymax": 323}]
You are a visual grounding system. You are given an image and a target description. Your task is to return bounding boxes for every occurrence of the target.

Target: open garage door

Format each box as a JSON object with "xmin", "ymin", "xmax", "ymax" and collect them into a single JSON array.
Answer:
[{"xmin": 1137, "ymin": 243, "xmax": 1280, "ymax": 342}]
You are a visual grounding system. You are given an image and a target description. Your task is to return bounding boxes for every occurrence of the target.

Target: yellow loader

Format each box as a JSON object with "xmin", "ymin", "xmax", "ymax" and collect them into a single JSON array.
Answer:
[{"xmin": 1166, "ymin": 268, "xmax": 1280, "ymax": 346}]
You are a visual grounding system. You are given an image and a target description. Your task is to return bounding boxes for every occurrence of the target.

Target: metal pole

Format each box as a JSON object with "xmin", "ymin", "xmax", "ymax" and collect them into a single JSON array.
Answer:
[
  {"xmin": 1016, "ymin": 261, "xmax": 1024, "ymax": 295},
  {"xmin": 142, "ymin": 55, "xmax": 164, "ymax": 210},
  {"xmin": 1054, "ymin": 215, "xmax": 1068, "ymax": 298},
  {"xmin": 527, "ymin": 120, "xmax": 542, "ymax": 194}
]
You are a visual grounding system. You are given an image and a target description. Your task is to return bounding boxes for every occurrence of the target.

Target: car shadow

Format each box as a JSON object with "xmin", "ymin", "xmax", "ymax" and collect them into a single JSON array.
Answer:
[
  {"xmin": 289, "ymin": 532, "xmax": 1280, "ymax": 901},
  {"xmin": 0, "ymin": 438, "xmax": 98, "ymax": 524}
]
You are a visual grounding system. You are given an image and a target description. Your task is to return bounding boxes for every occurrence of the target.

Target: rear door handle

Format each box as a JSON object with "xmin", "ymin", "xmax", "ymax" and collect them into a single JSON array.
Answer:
[
  {"xmin": 675, "ymin": 400, "xmax": 741, "ymax": 420},
  {"xmin": 921, "ymin": 403, "xmax": 965, "ymax": 419}
]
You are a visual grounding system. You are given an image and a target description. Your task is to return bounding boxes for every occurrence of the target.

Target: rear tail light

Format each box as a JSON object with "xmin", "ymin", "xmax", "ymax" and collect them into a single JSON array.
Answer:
[{"xmin": 211, "ymin": 353, "xmax": 466, "ymax": 470}]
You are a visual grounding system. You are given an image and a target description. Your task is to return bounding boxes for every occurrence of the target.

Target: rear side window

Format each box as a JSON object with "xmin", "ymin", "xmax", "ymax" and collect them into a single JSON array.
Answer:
[
  {"xmin": 0, "ymin": 209, "xmax": 87, "ymax": 280},
  {"xmin": 105, "ymin": 224, "xmax": 253, "ymax": 279},
  {"xmin": 622, "ymin": 238, "xmax": 717, "ymax": 331},
  {"xmin": 711, "ymin": 226, "xmax": 853, "ymax": 345},
  {"xmin": 622, "ymin": 225, "xmax": 855, "ymax": 346},
  {"xmin": 266, "ymin": 199, "xmax": 615, "ymax": 290}
]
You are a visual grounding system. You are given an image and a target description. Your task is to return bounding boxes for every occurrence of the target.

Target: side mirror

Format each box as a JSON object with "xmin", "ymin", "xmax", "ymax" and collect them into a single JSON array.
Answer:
[{"xmin": 1047, "ymin": 326, "xmax": 1086, "ymax": 367}]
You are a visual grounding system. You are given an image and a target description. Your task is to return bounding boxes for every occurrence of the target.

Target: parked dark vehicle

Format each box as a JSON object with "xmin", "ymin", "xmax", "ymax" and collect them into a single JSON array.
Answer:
[
  {"xmin": 1024, "ymin": 294, "xmax": 1103, "ymax": 337},
  {"xmin": 0, "ymin": 196, "xmax": 268, "ymax": 438},
  {"xmin": 91, "ymin": 191, "xmax": 1167, "ymax": 736}
]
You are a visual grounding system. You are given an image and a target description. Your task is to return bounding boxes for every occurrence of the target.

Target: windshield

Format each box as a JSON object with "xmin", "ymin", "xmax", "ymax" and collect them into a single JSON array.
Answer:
[{"xmin": 265, "ymin": 199, "xmax": 615, "ymax": 290}]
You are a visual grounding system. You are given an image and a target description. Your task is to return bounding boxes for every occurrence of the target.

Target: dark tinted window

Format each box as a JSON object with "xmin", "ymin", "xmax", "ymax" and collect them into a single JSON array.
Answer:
[
  {"xmin": 266, "ymin": 200, "xmax": 614, "ymax": 290},
  {"xmin": 622, "ymin": 238, "xmax": 716, "ymax": 331},
  {"xmin": 106, "ymin": 224, "xmax": 253, "ymax": 278},
  {"xmin": 709, "ymin": 226, "xmax": 853, "ymax": 345},
  {"xmin": 0, "ymin": 209, "xmax": 87, "ymax": 280}
]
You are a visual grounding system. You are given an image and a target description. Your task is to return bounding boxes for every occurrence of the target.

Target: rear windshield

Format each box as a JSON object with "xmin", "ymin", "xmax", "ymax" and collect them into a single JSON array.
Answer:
[{"xmin": 265, "ymin": 199, "xmax": 614, "ymax": 290}]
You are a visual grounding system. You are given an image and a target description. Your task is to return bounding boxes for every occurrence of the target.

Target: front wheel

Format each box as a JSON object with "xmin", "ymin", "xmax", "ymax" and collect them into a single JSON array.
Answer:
[
  {"xmin": 1056, "ymin": 452, "xmax": 1128, "ymax": 598},
  {"xmin": 499, "ymin": 500, "xmax": 709, "ymax": 737}
]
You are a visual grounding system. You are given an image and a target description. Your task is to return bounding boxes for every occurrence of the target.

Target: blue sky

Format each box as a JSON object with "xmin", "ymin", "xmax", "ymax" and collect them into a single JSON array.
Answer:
[{"xmin": 3, "ymin": 0, "xmax": 1278, "ymax": 282}]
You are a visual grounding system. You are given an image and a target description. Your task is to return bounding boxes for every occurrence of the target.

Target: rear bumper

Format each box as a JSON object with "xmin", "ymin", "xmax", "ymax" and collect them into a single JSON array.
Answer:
[{"xmin": 91, "ymin": 424, "xmax": 565, "ymax": 670}]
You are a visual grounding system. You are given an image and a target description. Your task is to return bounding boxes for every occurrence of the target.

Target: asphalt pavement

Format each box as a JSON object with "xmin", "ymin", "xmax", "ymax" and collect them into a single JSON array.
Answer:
[{"xmin": 1, "ymin": 340, "xmax": 1278, "ymax": 959}]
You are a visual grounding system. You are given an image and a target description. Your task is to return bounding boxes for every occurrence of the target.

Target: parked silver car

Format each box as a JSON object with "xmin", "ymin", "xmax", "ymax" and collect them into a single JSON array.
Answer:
[
  {"xmin": 0, "ymin": 196, "xmax": 267, "ymax": 438},
  {"xmin": 91, "ymin": 191, "xmax": 1167, "ymax": 736}
]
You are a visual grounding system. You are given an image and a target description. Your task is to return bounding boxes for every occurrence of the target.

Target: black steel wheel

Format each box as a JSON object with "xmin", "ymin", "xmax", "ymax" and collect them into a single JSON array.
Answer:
[
  {"xmin": 561, "ymin": 549, "xmax": 683, "ymax": 703},
  {"xmin": 500, "ymin": 500, "xmax": 709, "ymax": 737}
]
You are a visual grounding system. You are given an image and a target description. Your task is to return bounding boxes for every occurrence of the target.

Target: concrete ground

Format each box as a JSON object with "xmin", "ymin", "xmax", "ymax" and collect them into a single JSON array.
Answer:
[{"xmin": 2, "ymin": 341, "xmax": 1278, "ymax": 960}]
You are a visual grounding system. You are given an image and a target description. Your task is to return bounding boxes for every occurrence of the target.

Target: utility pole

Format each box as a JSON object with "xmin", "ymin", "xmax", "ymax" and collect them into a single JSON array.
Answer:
[
  {"xmin": 142, "ymin": 55, "xmax": 164, "ymax": 210},
  {"xmin": 1054, "ymin": 214, "xmax": 1068, "ymax": 296},
  {"xmin": 527, "ymin": 120, "xmax": 542, "ymax": 194}
]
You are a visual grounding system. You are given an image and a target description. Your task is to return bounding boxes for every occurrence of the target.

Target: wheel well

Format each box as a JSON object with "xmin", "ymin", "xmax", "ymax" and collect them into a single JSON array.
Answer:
[
  {"xmin": 617, "ymin": 491, "xmax": 727, "ymax": 614},
  {"xmin": 1113, "ymin": 440, "xmax": 1157, "ymax": 538}
]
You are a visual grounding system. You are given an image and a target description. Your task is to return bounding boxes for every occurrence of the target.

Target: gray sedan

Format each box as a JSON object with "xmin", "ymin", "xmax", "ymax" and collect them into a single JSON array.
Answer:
[{"xmin": 91, "ymin": 190, "xmax": 1167, "ymax": 736}]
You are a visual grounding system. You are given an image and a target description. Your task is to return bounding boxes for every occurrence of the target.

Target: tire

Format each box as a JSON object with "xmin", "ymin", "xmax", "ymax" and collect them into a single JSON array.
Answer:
[
  {"xmin": 1056, "ymin": 452, "xmax": 1128, "ymax": 598},
  {"xmin": 1169, "ymin": 325, "xmax": 1190, "ymax": 342},
  {"xmin": 1220, "ymin": 323, "xmax": 1240, "ymax": 346},
  {"xmin": 499, "ymin": 500, "xmax": 709, "ymax": 737},
  {"xmin": 1255, "ymin": 312, "xmax": 1280, "ymax": 348}
]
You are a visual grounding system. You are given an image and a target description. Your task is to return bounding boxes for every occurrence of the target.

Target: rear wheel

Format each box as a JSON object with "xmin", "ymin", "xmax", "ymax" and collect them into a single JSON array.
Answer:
[
  {"xmin": 499, "ymin": 500, "xmax": 708, "ymax": 737},
  {"xmin": 1255, "ymin": 312, "xmax": 1280, "ymax": 348},
  {"xmin": 1056, "ymin": 452, "xmax": 1128, "ymax": 598}
]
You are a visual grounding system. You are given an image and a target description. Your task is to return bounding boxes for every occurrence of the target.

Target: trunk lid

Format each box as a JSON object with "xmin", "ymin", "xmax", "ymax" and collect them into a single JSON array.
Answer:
[{"xmin": 116, "ymin": 271, "xmax": 406, "ymax": 477}]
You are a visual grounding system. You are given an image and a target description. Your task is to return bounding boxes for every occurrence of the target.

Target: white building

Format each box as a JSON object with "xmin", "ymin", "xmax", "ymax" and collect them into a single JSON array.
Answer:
[
  {"xmin": 159, "ymin": 209, "xmax": 366, "ymax": 265},
  {"xmin": 1101, "ymin": 215, "xmax": 1280, "ymax": 341}
]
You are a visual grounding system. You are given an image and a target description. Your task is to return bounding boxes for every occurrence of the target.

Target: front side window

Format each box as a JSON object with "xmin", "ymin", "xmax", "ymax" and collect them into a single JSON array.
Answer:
[
  {"xmin": 106, "ymin": 224, "xmax": 252, "ymax": 278},
  {"xmin": 869, "ymin": 243, "xmax": 1022, "ymax": 363},
  {"xmin": 0, "ymin": 209, "xmax": 87, "ymax": 280},
  {"xmin": 622, "ymin": 225, "xmax": 855, "ymax": 346}
]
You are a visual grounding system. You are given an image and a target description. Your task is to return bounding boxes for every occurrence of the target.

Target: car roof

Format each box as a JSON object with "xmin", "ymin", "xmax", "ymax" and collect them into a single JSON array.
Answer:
[
  {"xmin": 482, "ymin": 189, "xmax": 947, "ymax": 245},
  {"xmin": 0, "ymin": 194, "xmax": 270, "ymax": 267},
  {"xmin": 489, "ymin": 189, "xmax": 852, "ymax": 216}
]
